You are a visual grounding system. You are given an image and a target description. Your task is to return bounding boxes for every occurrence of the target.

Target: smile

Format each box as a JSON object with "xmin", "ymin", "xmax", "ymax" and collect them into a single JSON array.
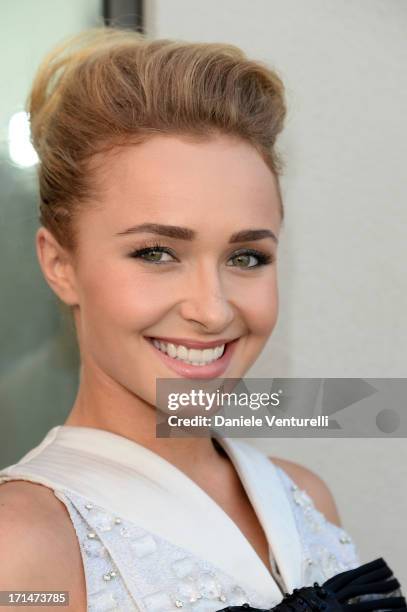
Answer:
[
  {"xmin": 145, "ymin": 336, "xmax": 240, "ymax": 379},
  {"xmin": 151, "ymin": 339, "xmax": 225, "ymax": 366}
]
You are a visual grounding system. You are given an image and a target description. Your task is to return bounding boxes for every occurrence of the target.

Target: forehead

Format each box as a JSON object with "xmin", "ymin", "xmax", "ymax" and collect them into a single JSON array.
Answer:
[{"xmin": 83, "ymin": 134, "xmax": 281, "ymax": 234}]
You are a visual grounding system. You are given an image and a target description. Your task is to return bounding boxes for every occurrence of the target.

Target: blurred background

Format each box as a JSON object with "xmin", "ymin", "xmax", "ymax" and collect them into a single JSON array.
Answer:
[{"xmin": 0, "ymin": 0, "xmax": 406, "ymax": 584}]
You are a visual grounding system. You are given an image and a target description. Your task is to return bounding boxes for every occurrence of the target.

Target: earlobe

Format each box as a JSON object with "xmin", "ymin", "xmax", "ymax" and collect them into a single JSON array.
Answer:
[{"xmin": 35, "ymin": 227, "xmax": 79, "ymax": 306}]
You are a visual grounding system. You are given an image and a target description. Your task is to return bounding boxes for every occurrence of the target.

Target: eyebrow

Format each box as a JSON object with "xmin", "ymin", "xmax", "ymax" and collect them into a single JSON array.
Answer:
[{"xmin": 115, "ymin": 223, "xmax": 278, "ymax": 244}]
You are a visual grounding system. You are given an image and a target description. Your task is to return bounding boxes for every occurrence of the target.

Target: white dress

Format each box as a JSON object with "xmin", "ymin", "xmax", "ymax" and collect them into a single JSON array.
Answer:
[{"xmin": 0, "ymin": 426, "xmax": 360, "ymax": 612}]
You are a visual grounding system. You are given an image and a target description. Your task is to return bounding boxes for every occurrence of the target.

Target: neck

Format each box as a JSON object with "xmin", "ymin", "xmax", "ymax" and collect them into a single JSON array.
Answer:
[{"xmin": 64, "ymin": 362, "xmax": 229, "ymax": 481}]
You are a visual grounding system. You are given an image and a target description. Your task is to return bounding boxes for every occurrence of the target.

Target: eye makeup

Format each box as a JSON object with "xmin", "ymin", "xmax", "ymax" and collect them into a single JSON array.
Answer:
[{"xmin": 127, "ymin": 240, "xmax": 275, "ymax": 269}]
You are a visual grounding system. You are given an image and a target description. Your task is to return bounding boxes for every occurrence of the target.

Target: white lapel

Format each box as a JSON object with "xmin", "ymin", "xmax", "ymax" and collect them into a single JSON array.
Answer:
[
  {"xmin": 215, "ymin": 435, "xmax": 304, "ymax": 593},
  {"xmin": 0, "ymin": 426, "xmax": 302, "ymax": 601}
]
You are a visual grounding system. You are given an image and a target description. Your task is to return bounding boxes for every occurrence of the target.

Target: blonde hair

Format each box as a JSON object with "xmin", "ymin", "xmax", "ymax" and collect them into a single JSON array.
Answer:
[{"xmin": 28, "ymin": 27, "xmax": 287, "ymax": 252}]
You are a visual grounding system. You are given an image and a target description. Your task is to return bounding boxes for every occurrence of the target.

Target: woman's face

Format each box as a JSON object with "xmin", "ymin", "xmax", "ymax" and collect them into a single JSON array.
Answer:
[{"xmin": 42, "ymin": 134, "xmax": 282, "ymax": 405}]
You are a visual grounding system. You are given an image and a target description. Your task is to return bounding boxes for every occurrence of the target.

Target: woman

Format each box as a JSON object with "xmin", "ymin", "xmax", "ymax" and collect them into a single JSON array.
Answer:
[{"xmin": 0, "ymin": 28, "xmax": 361, "ymax": 611}]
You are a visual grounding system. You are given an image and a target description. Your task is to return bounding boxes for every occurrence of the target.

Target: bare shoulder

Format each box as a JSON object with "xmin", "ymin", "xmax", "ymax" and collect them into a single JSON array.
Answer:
[
  {"xmin": 269, "ymin": 456, "xmax": 342, "ymax": 527},
  {"xmin": 0, "ymin": 480, "xmax": 86, "ymax": 611}
]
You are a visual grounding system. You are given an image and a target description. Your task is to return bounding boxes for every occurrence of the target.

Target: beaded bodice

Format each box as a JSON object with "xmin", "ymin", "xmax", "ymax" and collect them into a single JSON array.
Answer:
[{"xmin": 0, "ymin": 426, "xmax": 360, "ymax": 611}]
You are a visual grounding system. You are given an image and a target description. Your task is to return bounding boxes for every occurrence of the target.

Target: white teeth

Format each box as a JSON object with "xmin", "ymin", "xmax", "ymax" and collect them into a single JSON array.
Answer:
[{"xmin": 151, "ymin": 339, "xmax": 226, "ymax": 366}]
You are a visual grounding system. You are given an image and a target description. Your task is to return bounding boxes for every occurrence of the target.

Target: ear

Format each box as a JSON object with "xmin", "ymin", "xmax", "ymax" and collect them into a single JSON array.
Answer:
[{"xmin": 35, "ymin": 226, "xmax": 79, "ymax": 306}]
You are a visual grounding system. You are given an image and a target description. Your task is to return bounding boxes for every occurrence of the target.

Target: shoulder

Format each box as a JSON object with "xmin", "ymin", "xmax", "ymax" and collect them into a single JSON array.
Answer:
[
  {"xmin": 0, "ymin": 480, "xmax": 86, "ymax": 611},
  {"xmin": 269, "ymin": 456, "xmax": 342, "ymax": 527}
]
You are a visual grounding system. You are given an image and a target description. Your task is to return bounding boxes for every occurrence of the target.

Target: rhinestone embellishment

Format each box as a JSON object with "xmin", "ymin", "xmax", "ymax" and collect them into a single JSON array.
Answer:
[
  {"xmin": 339, "ymin": 534, "xmax": 352, "ymax": 543},
  {"xmin": 174, "ymin": 570, "xmax": 230, "ymax": 607},
  {"xmin": 83, "ymin": 537, "xmax": 108, "ymax": 559},
  {"xmin": 293, "ymin": 489, "xmax": 311, "ymax": 507},
  {"xmin": 196, "ymin": 571, "xmax": 223, "ymax": 599},
  {"xmin": 103, "ymin": 569, "xmax": 117, "ymax": 581},
  {"xmin": 119, "ymin": 526, "xmax": 131, "ymax": 537},
  {"xmin": 175, "ymin": 575, "xmax": 201, "ymax": 602}
]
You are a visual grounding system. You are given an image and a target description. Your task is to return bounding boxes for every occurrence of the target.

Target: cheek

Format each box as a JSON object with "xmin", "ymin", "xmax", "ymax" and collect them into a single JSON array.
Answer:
[
  {"xmin": 78, "ymin": 260, "xmax": 175, "ymax": 333},
  {"xmin": 240, "ymin": 274, "xmax": 279, "ymax": 336}
]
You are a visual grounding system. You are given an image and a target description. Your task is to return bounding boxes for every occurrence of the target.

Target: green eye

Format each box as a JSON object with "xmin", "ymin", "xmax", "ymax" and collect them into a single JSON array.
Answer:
[
  {"xmin": 141, "ymin": 250, "xmax": 172, "ymax": 262},
  {"xmin": 227, "ymin": 249, "xmax": 273, "ymax": 268},
  {"xmin": 130, "ymin": 246, "xmax": 176, "ymax": 263},
  {"xmin": 230, "ymin": 253, "xmax": 258, "ymax": 268}
]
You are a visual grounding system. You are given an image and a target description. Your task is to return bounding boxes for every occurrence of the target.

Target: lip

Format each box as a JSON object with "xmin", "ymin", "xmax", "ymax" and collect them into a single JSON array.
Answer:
[
  {"xmin": 146, "ymin": 336, "xmax": 236, "ymax": 349},
  {"xmin": 145, "ymin": 337, "xmax": 239, "ymax": 379}
]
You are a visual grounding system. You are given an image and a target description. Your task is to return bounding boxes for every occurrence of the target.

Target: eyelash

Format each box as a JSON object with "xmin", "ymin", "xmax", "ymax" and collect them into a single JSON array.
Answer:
[{"xmin": 128, "ymin": 241, "xmax": 274, "ymax": 269}]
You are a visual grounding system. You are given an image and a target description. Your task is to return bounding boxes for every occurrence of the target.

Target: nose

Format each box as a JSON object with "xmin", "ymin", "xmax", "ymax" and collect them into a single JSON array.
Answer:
[{"xmin": 178, "ymin": 262, "xmax": 235, "ymax": 332}]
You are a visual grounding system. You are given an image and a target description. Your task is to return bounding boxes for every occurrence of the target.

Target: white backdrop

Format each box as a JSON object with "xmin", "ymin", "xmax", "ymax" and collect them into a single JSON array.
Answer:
[{"xmin": 145, "ymin": 0, "xmax": 407, "ymax": 584}]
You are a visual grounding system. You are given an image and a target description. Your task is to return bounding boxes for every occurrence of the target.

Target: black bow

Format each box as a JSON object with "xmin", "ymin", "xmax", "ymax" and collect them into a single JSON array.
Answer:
[{"xmin": 217, "ymin": 557, "xmax": 406, "ymax": 612}]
